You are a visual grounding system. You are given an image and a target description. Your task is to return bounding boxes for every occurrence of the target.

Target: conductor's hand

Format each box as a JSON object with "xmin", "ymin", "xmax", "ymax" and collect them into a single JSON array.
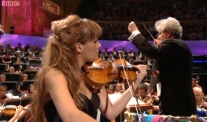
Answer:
[
  {"xmin": 133, "ymin": 65, "xmax": 147, "ymax": 88},
  {"xmin": 154, "ymin": 39, "xmax": 162, "ymax": 45},
  {"xmin": 128, "ymin": 21, "xmax": 138, "ymax": 33}
]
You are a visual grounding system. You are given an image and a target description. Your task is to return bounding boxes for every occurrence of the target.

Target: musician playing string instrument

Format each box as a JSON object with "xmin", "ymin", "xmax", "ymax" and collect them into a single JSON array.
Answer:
[
  {"xmin": 115, "ymin": 83, "xmax": 124, "ymax": 93},
  {"xmin": 137, "ymin": 83, "xmax": 153, "ymax": 104},
  {"xmin": 31, "ymin": 15, "xmax": 148, "ymax": 122},
  {"xmin": 107, "ymin": 85, "xmax": 115, "ymax": 94}
]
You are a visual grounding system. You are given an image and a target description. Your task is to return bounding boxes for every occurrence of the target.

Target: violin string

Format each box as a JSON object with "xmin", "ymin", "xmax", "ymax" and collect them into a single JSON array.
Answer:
[{"xmin": 118, "ymin": 52, "xmax": 144, "ymax": 122}]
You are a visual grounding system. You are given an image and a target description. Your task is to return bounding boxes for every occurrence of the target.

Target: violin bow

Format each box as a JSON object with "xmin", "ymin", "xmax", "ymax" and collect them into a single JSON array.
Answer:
[{"xmin": 118, "ymin": 51, "xmax": 145, "ymax": 122}]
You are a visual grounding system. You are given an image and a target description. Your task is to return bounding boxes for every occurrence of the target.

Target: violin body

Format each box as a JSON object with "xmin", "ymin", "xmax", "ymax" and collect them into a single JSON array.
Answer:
[
  {"xmin": 92, "ymin": 58, "xmax": 119, "ymax": 81},
  {"xmin": 84, "ymin": 58, "xmax": 140, "ymax": 91},
  {"xmin": 84, "ymin": 58, "xmax": 118, "ymax": 90},
  {"xmin": 114, "ymin": 59, "xmax": 138, "ymax": 82},
  {"xmin": 0, "ymin": 105, "xmax": 30, "ymax": 117},
  {"xmin": 0, "ymin": 105, "xmax": 16, "ymax": 116}
]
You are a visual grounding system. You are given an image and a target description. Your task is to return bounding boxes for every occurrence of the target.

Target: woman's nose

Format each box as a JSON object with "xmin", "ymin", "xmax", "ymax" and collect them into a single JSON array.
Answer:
[{"xmin": 97, "ymin": 41, "xmax": 102, "ymax": 48}]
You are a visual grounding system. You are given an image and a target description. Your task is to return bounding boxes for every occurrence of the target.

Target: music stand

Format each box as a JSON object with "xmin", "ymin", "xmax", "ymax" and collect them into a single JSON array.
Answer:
[
  {"xmin": 1, "ymin": 81, "xmax": 18, "ymax": 91},
  {"xmin": 13, "ymin": 63, "xmax": 28, "ymax": 71},
  {"xmin": 21, "ymin": 80, "xmax": 34, "ymax": 91},
  {"xmin": 23, "ymin": 70, "xmax": 38, "ymax": 80},
  {"xmin": 4, "ymin": 73, "xmax": 21, "ymax": 82}
]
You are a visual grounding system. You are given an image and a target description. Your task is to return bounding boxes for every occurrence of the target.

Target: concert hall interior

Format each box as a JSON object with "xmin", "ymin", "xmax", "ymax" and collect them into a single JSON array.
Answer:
[{"xmin": 0, "ymin": 0, "xmax": 207, "ymax": 122}]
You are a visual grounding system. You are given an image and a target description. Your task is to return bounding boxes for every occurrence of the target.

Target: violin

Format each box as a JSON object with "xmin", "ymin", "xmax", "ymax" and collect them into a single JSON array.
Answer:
[
  {"xmin": 83, "ymin": 57, "xmax": 142, "ymax": 92},
  {"xmin": 83, "ymin": 58, "xmax": 118, "ymax": 92},
  {"xmin": 0, "ymin": 105, "xmax": 17, "ymax": 116},
  {"xmin": 83, "ymin": 56, "xmax": 153, "ymax": 92},
  {"xmin": 0, "ymin": 105, "xmax": 29, "ymax": 116},
  {"xmin": 113, "ymin": 59, "xmax": 138, "ymax": 83}
]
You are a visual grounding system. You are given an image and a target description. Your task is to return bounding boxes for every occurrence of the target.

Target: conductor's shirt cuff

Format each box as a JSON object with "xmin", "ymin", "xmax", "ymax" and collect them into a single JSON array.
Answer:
[{"xmin": 128, "ymin": 30, "xmax": 141, "ymax": 41}]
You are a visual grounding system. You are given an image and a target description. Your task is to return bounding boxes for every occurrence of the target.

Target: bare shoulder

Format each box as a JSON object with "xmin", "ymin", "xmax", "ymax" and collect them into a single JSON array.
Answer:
[
  {"xmin": 46, "ymin": 68, "xmax": 62, "ymax": 76},
  {"xmin": 45, "ymin": 68, "xmax": 67, "ymax": 87}
]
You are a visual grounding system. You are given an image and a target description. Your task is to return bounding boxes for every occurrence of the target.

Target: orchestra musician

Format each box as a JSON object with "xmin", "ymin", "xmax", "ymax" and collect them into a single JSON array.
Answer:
[
  {"xmin": 137, "ymin": 83, "xmax": 153, "ymax": 104},
  {"xmin": 148, "ymin": 86, "xmax": 158, "ymax": 101},
  {"xmin": 107, "ymin": 85, "xmax": 115, "ymax": 94},
  {"xmin": 115, "ymin": 83, "xmax": 124, "ymax": 93},
  {"xmin": 31, "ymin": 15, "xmax": 148, "ymax": 122}
]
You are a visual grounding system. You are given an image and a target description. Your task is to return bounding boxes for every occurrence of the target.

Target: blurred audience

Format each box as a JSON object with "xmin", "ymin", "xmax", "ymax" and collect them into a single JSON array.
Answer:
[{"xmin": 87, "ymin": 0, "xmax": 207, "ymax": 40}]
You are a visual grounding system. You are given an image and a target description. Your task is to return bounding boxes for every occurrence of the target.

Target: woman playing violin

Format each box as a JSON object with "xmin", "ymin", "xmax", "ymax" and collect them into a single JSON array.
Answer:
[{"xmin": 31, "ymin": 14, "xmax": 148, "ymax": 122}]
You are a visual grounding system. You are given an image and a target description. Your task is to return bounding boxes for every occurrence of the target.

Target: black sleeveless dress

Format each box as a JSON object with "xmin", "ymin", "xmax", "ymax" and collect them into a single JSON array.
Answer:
[{"xmin": 44, "ymin": 93, "xmax": 100, "ymax": 122}]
